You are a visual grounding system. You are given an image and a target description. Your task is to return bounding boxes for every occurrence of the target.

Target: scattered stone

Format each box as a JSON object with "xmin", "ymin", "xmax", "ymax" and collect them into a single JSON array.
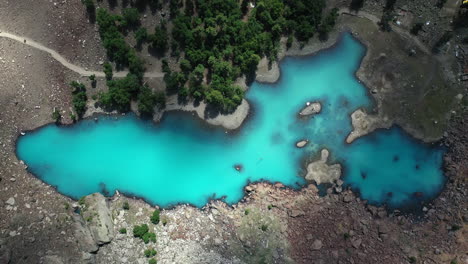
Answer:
[
  {"xmin": 312, "ymin": 239, "xmax": 323, "ymax": 250},
  {"xmin": 351, "ymin": 238, "xmax": 362, "ymax": 249},
  {"xmin": 5, "ymin": 197, "xmax": 15, "ymax": 206},
  {"xmin": 289, "ymin": 209, "xmax": 305, "ymax": 218},
  {"xmin": 343, "ymin": 194, "xmax": 353, "ymax": 203}
]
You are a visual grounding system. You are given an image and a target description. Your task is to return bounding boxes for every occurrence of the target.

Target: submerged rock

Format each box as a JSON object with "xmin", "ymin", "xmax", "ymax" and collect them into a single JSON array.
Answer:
[{"xmin": 305, "ymin": 149, "xmax": 342, "ymax": 185}]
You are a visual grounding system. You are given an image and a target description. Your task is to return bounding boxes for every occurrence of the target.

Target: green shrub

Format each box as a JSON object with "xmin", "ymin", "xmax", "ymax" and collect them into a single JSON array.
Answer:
[
  {"xmin": 133, "ymin": 224, "xmax": 149, "ymax": 238},
  {"xmin": 410, "ymin": 23, "xmax": 423, "ymax": 35},
  {"xmin": 69, "ymin": 81, "xmax": 88, "ymax": 119},
  {"xmin": 103, "ymin": 62, "xmax": 113, "ymax": 80},
  {"xmin": 78, "ymin": 196, "xmax": 86, "ymax": 205},
  {"xmin": 261, "ymin": 224, "xmax": 268, "ymax": 231},
  {"xmin": 150, "ymin": 209, "xmax": 160, "ymax": 225},
  {"xmin": 119, "ymin": 228, "xmax": 127, "ymax": 234},
  {"xmin": 148, "ymin": 259, "xmax": 157, "ymax": 264},
  {"xmin": 123, "ymin": 201, "xmax": 130, "ymax": 210},
  {"xmin": 135, "ymin": 27, "xmax": 148, "ymax": 46},
  {"xmin": 144, "ymin": 248, "xmax": 157, "ymax": 257},
  {"xmin": 244, "ymin": 209, "xmax": 250, "ymax": 215},
  {"xmin": 142, "ymin": 232, "xmax": 156, "ymax": 244},
  {"xmin": 82, "ymin": 0, "xmax": 95, "ymax": 12},
  {"xmin": 408, "ymin": 256, "xmax": 417, "ymax": 263},
  {"xmin": 52, "ymin": 109, "xmax": 61, "ymax": 123},
  {"xmin": 122, "ymin": 8, "xmax": 140, "ymax": 28}
]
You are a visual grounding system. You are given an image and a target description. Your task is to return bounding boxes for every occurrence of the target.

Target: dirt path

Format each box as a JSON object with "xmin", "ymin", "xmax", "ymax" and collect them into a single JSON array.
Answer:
[
  {"xmin": 339, "ymin": 8, "xmax": 431, "ymax": 54},
  {"xmin": 0, "ymin": 30, "xmax": 164, "ymax": 78}
]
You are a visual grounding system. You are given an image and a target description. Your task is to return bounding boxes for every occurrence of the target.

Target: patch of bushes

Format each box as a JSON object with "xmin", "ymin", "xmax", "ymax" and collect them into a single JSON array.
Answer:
[
  {"xmin": 138, "ymin": 87, "xmax": 166, "ymax": 116},
  {"xmin": 142, "ymin": 232, "xmax": 156, "ymax": 244},
  {"xmin": 350, "ymin": 0, "xmax": 365, "ymax": 11},
  {"xmin": 98, "ymin": 74, "xmax": 141, "ymax": 112},
  {"xmin": 133, "ymin": 224, "xmax": 156, "ymax": 243},
  {"xmin": 133, "ymin": 224, "xmax": 149, "ymax": 238},
  {"xmin": 144, "ymin": 248, "xmax": 157, "ymax": 258},
  {"xmin": 122, "ymin": 201, "xmax": 130, "ymax": 210},
  {"xmin": 119, "ymin": 228, "xmax": 127, "ymax": 234},
  {"xmin": 148, "ymin": 259, "xmax": 157, "ymax": 264},
  {"xmin": 52, "ymin": 108, "xmax": 61, "ymax": 123},
  {"xmin": 410, "ymin": 23, "xmax": 423, "ymax": 35},
  {"xmin": 70, "ymin": 81, "xmax": 88, "ymax": 119},
  {"xmin": 244, "ymin": 209, "xmax": 250, "ymax": 215},
  {"xmin": 318, "ymin": 8, "xmax": 339, "ymax": 40},
  {"xmin": 150, "ymin": 209, "xmax": 160, "ymax": 225},
  {"xmin": 103, "ymin": 62, "xmax": 113, "ymax": 80},
  {"xmin": 78, "ymin": 196, "xmax": 86, "ymax": 206}
]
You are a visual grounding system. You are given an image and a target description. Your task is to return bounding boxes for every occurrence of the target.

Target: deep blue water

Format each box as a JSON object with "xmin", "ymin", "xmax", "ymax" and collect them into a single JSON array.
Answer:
[{"xmin": 16, "ymin": 34, "xmax": 445, "ymax": 208}]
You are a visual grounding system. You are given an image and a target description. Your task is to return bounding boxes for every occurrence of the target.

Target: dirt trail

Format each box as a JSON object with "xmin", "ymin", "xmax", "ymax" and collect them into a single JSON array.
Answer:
[{"xmin": 0, "ymin": 30, "xmax": 164, "ymax": 78}]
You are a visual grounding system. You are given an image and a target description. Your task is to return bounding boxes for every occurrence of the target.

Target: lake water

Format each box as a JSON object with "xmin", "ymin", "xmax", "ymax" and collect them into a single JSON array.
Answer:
[{"xmin": 16, "ymin": 33, "xmax": 445, "ymax": 208}]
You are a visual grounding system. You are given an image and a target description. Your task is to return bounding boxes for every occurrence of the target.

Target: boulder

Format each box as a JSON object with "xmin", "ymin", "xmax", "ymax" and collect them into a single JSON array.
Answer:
[
  {"xmin": 73, "ymin": 215, "xmax": 99, "ymax": 253},
  {"xmin": 312, "ymin": 239, "xmax": 323, "ymax": 250},
  {"xmin": 5, "ymin": 197, "xmax": 15, "ymax": 206},
  {"xmin": 81, "ymin": 193, "xmax": 114, "ymax": 245}
]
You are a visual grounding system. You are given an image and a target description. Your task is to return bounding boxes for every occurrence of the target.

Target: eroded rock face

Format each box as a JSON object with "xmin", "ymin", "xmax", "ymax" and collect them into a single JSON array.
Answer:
[
  {"xmin": 299, "ymin": 102, "xmax": 321, "ymax": 116},
  {"xmin": 73, "ymin": 215, "xmax": 99, "ymax": 253},
  {"xmin": 81, "ymin": 193, "xmax": 114, "ymax": 245},
  {"xmin": 305, "ymin": 149, "xmax": 341, "ymax": 185}
]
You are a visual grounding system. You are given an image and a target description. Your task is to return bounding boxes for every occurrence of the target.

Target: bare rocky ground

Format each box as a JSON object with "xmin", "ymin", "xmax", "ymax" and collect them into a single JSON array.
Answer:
[{"xmin": 0, "ymin": 0, "xmax": 467, "ymax": 264}]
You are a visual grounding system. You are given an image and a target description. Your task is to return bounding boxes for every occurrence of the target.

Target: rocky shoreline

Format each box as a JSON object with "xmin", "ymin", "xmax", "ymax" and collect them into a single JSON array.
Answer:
[{"xmin": 0, "ymin": 1, "xmax": 466, "ymax": 264}]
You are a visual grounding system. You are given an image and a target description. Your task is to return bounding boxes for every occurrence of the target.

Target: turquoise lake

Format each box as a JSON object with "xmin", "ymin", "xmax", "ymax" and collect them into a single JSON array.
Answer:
[{"xmin": 16, "ymin": 33, "xmax": 445, "ymax": 208}]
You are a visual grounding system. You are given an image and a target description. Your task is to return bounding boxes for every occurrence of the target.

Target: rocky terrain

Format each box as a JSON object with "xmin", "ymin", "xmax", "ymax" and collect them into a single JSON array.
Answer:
[{"xmin": 0, "ymin": 0, "xmax": 466, "ymax": 264}]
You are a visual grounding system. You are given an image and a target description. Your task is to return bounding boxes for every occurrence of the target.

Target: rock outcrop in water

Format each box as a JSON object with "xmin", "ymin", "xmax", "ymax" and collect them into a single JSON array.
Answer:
[
  {"xmin": 346, "ymin": 109, "xmax": 391, "ymax": 143},
  {"xmin": 295, "ymin": 140, "xmax": 309, "ymax": 148},
  {"xmin": 299, "ymin": 102, "xmax": 321, "ymax": 116},
  {"xmin": 305, "ymin": 149, "xmax": 342, "ymax": 185}
]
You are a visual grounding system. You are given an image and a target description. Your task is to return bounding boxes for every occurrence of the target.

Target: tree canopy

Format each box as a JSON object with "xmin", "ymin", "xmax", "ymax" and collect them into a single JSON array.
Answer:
[{"xmin": 88, "ymin": 0, "xmax": 336, "ymax": 114}]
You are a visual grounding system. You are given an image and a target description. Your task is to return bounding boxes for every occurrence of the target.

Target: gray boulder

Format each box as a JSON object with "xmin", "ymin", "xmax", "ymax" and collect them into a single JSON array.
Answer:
[{"xmin": 81, "ymin": 193, "xmax": 114, "ymax": 245}]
